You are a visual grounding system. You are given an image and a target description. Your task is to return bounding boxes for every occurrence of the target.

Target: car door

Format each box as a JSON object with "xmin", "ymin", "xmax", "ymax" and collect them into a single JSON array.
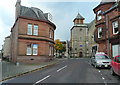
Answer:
[
  {"xmin": 116, "ymin": 56, "xmax": 120, "ymax": 75},
  {"xmin": 113, "ymin": 57, "xmax": 119, "ymax": 74}
]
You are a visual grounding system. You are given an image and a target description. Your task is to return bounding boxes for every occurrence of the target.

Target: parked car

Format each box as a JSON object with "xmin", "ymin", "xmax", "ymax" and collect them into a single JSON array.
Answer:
[
  {"xmin": 111, "ymin": 55, "xmax": 120, "ymax": 76},
  {"xmin": 91, "ymin": 53, "xmax": 111, "ymax": 68}
]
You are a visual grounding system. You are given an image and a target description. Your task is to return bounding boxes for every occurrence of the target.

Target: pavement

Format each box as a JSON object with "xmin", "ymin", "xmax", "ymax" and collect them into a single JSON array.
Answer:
[
  {"xmin": 1, "ymin": 58, "xmax": 61, "ymax": 82},
  {"xmin": 1, "ymin": 58, "xmax": 120, "ymax": 85}
]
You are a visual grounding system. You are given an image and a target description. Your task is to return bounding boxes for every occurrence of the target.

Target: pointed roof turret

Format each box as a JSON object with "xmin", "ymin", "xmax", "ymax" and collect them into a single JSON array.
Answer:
[
  {"xmin": 76, "ymin": 13, "xmax": 84, "ymax": 20},
  {"xmin": 73, "ymin": 13, "xmax": 85, "ymax": 24}
]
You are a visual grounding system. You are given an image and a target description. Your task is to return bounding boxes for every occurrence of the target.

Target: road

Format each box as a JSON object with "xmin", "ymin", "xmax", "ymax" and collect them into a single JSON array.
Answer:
[{"xmin": 2, "ymin": 58, "xmax": 120, "ymax": 85}]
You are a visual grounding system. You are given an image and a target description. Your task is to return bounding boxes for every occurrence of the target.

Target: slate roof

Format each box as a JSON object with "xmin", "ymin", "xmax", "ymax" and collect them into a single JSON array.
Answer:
[
  {"xmin": 76, "ymin": 13, "xmax": 84, "ymax": 19},
  {"xmin": 88, "ymin": 19, "xmax": 95, "ymax": 30},
  {"xmin": 103, "ymin": 2, "xmax": 119, "ymax": 14},
  {"xmin": 20, "ymin": 6, "xmax": 49, "ymax": 21},
  {"xmin": 100, "ymin": 0, "xmax": 116, "ymax": 5}
]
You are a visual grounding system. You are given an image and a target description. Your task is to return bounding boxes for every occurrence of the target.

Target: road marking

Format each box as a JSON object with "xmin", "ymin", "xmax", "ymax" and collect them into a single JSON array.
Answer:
[
  {"xmin": 98, "ymin": 70, "xmax": 101, "ymax": 73},
  {"xmin": 102, "ymin": 77, "xmax": 105, "ymax": 80},
  {"xmin": 33, "ymin": 75, "xmax": 50, "ymax": 84},
  {"xmin": 104, "ymin": 81, "xmax": 107, "ymax": 85},
  {"xmin": 57, "ymin": 65, "xmax": 67, "ymax": 72}
]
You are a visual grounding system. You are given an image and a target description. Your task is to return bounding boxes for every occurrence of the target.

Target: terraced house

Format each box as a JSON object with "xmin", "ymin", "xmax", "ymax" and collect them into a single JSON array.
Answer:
[
  {"xmin": 94, "ymin": 0, "xmax": 120, "ymax": 58},
  {"xmin": 10, "ymin": 0, "xmax": 56, "ymax": 64}
]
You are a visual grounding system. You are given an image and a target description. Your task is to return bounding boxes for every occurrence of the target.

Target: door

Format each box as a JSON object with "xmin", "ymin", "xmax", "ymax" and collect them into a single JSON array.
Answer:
[
  {"xmin": 113, "ymin": 57, "xmax": 119, "ymax": 74},
  {"xmin": 116, "ymin": 56, "xmax": 120, "ymax": 75},
  {"xmin": 79, "ymin": 52, "xmax": 83, "ymax": 57}
]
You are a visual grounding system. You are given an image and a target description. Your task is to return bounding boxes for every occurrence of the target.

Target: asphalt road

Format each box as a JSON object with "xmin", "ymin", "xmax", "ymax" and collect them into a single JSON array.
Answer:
[{"xmin": 1, "ymin": 58, "xmax": 120, "ymax": 85}]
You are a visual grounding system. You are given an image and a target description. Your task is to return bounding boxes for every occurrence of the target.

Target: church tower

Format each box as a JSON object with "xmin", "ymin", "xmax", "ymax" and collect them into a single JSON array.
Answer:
[
  {"xmin": 73, "ymin": 13, "xmax": 85, "ymax": 25},
  {"xmin": 70, "ymin": 13, "xmax": 89, "ymax": 58}
]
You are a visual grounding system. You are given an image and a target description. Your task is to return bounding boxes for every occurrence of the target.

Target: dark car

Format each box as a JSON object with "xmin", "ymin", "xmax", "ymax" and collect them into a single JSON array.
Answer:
[{"xmin": 111, "ymin": 55, "xmax": 120, "ymax": 76}]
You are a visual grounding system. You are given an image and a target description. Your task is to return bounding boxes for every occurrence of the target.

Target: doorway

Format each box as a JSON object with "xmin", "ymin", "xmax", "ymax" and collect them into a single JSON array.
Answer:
[{"xmin": 79, "ymin": 52, "xmax": 83, "ymax": 57}]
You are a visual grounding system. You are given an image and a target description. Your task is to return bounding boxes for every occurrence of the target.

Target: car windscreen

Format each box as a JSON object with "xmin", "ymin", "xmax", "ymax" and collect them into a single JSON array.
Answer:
[{"xmin": 96, "ymin": 55, "xmax": 109, "ymax": 59}]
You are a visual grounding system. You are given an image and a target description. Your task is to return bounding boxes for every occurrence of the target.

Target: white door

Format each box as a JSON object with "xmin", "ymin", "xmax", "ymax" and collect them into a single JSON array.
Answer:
[{"xmin": 112, "ymin": 44, "xmax": 120, "ymax": 57}]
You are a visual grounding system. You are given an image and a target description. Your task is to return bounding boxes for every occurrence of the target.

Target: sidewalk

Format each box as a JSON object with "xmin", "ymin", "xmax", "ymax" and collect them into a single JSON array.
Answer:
[{"xmin": 1, "ymin": 59, "xmax": 60, "ymax": 81}]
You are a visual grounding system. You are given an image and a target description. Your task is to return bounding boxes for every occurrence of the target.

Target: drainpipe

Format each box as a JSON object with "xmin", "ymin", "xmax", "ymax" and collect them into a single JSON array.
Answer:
[{"xmin": 105, "ymin": 14, "xmax": 110, "ymax": 57}]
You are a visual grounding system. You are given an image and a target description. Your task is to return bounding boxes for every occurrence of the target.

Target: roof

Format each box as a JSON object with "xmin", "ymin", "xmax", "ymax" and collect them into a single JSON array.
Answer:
[
  {"xmin": 88, "ymin": 19, "xmax": 95, "ymax": 30},
  {"xmin": 20, "ymin": 6, "xmax": 48, "ymax": 21},
  {"xmin": 93, "ymin": 0, "xmax": 116, "ymax": 12},
  {"xmin": 103, "ymin": 2, "xmax": 119, "ymax": 14},
  {"xmin": 100, "ymin": 0, "xmax": 116, "ymax": 5},
  {"xmin": 76, "ymin": 13, "xmax": 84, "ymax": 19}
]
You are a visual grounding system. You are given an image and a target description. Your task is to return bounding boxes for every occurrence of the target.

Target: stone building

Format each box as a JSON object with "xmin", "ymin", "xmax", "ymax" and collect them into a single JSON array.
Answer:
[
  {"xmin": 10, "ymin": 0, "xmax": 56, "ymax": 64},
  {"xmin": 88, "ymin": 20, "xmax": 98, "ymax": 56},
  {"xmin": 70, "ymin": 13, "xmax": 89, "ymax": 57},
  {"xmin": 94, "ymin": 0, "xmax": 120, "ymax": 57},
  {"xmin": 2, "ymin": 36, "xmax": 11, "ymax": 59}
]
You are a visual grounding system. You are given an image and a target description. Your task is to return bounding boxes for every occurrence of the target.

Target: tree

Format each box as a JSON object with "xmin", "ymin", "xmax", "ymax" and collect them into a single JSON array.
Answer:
[{"xmin": 54, "ymin": 39, "xmax": 66, "ymax": 58}]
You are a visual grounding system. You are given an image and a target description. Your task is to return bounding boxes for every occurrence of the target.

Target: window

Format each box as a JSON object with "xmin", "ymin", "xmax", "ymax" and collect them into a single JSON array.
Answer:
[
  {"xmin": 27, "ymin": 44, "xmax": 32, "ymax": 55},
  {"xmin": 50, "ymin": 29, "xmax": 53, "ymax": 39},
  {"xmin": 33, "ymin": 25, "xmax": 38, "ymax": 35},
  {"xmin": 97, "ymin": 10, "xmax": 102, "ymax": 20},
  {"xmin": 80, "ymin": 37, "xmax": 82, "ymax": 40},
  {"xmin": 50, "ymin": 30, "xmax": 52, "ymax": 38},
  {"xmin": 26, "ymin": 44, "xmax": 38, "ymax": 55},
  {"xmin": 112, "ymin": 21, "xmax": 118, "ymax": 34},
  {"xmin": 98, "ymin": 27, "xmax": 102, "ymax": 38},
  {"xmin": 27, "ymin": 24, "xmax": 32, "ymax": 35},
  {"xmin": 49, "ymin": 46, "xmax": 53, "ymax": 56},
  {"xmin": 33, "ymin": 44, "xmax": 38, "ymax": 55}
]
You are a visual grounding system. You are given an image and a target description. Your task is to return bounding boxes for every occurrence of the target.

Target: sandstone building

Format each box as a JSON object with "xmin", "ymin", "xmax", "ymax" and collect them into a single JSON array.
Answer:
[
  {"xmin": 10, "ymin": 0, "xmax": 56, "ymax": 64},
  {"xmin": 94, "ymin": 0, "xmax": 120, "ymax": 57}
]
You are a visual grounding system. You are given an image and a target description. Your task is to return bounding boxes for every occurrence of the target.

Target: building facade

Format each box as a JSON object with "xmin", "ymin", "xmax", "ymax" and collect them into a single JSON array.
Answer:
[
  {"xmin": 2, "ymin": 36, "xmax": 11, "ymax": 59},
  {"xmin": 10, "ymin": 0, "xmax": 56, "ymax": 64},
  {"xmin": 88, "ymin": 20, "xmax": 98, "ymax": 56},
  {"xmin": 94, "ymin": 0, "xmax": 120, "ymax": 58},
  {"xmin": 70, "ymin": 13, "xmax": 89, "ymax": 57}
]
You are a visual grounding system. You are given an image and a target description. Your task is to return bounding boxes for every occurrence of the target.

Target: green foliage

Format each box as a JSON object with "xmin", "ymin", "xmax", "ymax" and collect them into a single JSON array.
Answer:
[{"xmin": 54, "ymin": 39, "xmax": 66, "ymax": 55}]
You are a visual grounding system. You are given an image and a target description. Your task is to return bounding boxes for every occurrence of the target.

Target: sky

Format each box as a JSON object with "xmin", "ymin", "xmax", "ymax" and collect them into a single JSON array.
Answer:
[{"xmin": 0, "ymin": 0, "xmax": 101, "ymax": 49}]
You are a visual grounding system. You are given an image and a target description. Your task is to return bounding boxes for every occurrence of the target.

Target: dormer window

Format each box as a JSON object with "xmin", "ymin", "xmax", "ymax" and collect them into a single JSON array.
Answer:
[
  {"xmin": 112, "ymin": 21, "xmax": 118, "ymax": 34},
  {"xmin": 98, "ymin": 27, "xmax": 102, "ymax": 38},
  {"xmin": 97, "ymin": 10, "xmax": 102, "ymax": 20}
]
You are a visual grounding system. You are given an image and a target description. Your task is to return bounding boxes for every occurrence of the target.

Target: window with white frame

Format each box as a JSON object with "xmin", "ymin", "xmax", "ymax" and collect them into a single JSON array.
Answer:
[
  {"xmin": 27, "ymin": 24, "xmax": 32, "ymax": 35},
  {"xmin": 27, "ymin": 44, "xmax": 32, "ymax": 55},
  {"xmin": 112, "ymin": 21, "xmax": 118, "ymax": 34},
  {"xmin": 33, "ymin": 44, "xmax": 38, "ymax": 55},
  {"xmin": 97, "ymin": 10, "xmax": 102, "ymax": 20},
  {"xmin": 98, "ymin": 27, "xmax": 102, "ymax": 38},
  {"xmin": 33, "ymin": 25, "xmax": 38, "ymax": 35},
  {"xmin": 50, "ymin": 29, "xmax": 53, "ymax": 38},
  {"xmin": 49, "ymin": 46, "xmax": 52, "ymax": 56},
  {"xmin": 26, "ymin": 44, "xmax": 38, "ymax": 55}
]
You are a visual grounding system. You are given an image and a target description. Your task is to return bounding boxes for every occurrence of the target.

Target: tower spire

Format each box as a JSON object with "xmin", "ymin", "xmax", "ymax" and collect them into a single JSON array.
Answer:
[{"xmin": 73, "ymin": 13, "xmax": 85, "ymax": 25}]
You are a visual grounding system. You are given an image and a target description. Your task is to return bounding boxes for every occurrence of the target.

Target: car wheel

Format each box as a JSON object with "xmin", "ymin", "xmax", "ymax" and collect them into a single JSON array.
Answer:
[{"xmin": 111, "ymin": 68, "xmax": 116, "ymax": 76}]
